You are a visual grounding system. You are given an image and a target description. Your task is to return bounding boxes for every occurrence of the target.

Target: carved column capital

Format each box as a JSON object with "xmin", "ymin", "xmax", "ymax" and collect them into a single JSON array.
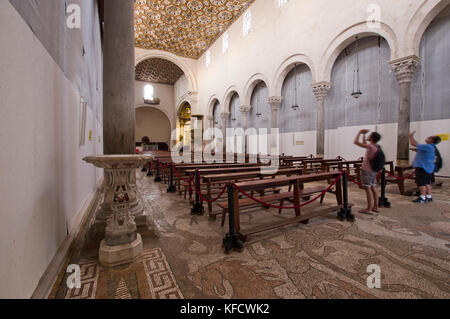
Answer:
[
  {"xmin": 390, "ymin": 55, "xmax": 420, "ymax": 84},
  {"xmin": 220, "ymin": 112, "xmax": 230, "ymax": 122},
  {"xmin": 268, "ymin": 96, "xmax": 283, "ymax": 112},
  {"xmin": 239, "ymin": 105, "xmax": 251, "ymax": 113},
  {"xmin": 312, "ymin": 81, "xmax": 331, "ymax": 102}
]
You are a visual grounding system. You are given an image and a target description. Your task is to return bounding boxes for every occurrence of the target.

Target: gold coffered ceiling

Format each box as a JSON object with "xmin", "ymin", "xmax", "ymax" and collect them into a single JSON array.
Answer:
[{"xmin": 134, "ymin": 0, "xmax": 255, "ymax": 59}]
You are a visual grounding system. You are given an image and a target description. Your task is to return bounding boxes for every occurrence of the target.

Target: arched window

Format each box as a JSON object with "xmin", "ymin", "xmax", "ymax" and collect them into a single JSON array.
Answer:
[
  {"xmin": 144, "ymin": 84, "xmax": 154, "ymax": 100},
  {"xmin": 223, "ymin": 32, "xmax": 229, "ymax": 54},
  {"xmin": 278, "ymin": 0, "xmax": 288, "ymax": 7},
  {"xmin": 243, "ymin": 11, "xmax": 251, "ymax": 36}
]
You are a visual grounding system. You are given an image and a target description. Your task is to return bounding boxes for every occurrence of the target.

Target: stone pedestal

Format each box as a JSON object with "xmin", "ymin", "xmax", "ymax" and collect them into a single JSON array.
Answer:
[
  {"xmin": 84, "ymin": 155, "xmax": 151, "ymax": 227},
  {"xmin": 312, "ymin": 82, "xmax": 331, "ymax": 158},
  {"xmin": 99, "ymin": 234, "xmax": 143, "ymax": 267},
  {"xmin": 83, "ymin": 155, "xmax": 151, "ymax": 267}
]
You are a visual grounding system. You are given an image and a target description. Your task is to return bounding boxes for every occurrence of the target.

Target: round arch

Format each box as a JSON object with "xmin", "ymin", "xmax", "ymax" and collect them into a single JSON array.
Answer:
[
  {"xmin": 406, "ymin": 0, "xmax": 450, "ymax": 57},
  {"xmin": 272, "ymin": 54, "xmax": 316, "ymax": 97},
  {"xmin": 222, "ymin": 85, "xmax": 242, "ymax": 113},
  {"xmin": 135, "ymin": 50, "xmax": 198, "ymax": 92},
  {"xmin": 207, "ymin": 94, "xmax": 221, "ymax": 118},
  {"xmin": 319, "ymin": 21, "xmax": 399, "ymax": 82},
  {"xmin": 243, "ymin": 73, "xmax": 270, "ymax": 107},
  {"xmin": 135, "ymin": 104, "xmax": 174, "ymax": 130},
  {"xmin": 135, "ymin": 106, "xmax": 172, "ymax": 144}
]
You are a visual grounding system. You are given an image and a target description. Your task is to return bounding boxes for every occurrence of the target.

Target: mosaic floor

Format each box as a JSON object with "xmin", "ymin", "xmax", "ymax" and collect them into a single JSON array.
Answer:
[{"xmin": 53, "ymin": 172, "xmax": 450, "ymax": 299}]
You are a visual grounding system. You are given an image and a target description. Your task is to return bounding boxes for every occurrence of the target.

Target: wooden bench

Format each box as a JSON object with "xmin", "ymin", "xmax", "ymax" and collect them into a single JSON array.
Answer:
[
  {"xmin": 229, "ymin": 172, "xmax": 347, "ymax": 243},
  {"xmin": 218, "ymin": 186, "xmax": 328, "ymax": 227},
  {"xmin": 202, "ymin": 168, "xmax": 304, "ymax": 217}
]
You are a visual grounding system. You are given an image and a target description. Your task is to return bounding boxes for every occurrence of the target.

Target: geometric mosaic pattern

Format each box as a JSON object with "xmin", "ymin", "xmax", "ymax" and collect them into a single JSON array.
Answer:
[
  {"xmin": 135, "ymin": 58, "xmax": 184, "ymax": 84},
  {"xmin": 63, "ymin": 248, "xmax": 183, "ymax": 299},
  {"xmin": 142, "ymin": 249, "xmax": 184, "ymax": 299},
  {"xmin": 134, "ymin": 0, "xmax": 256, "ymax": 59},
  {"xmin": 65, "ymin": 261, "xmax": 99, "ymax": 299}
]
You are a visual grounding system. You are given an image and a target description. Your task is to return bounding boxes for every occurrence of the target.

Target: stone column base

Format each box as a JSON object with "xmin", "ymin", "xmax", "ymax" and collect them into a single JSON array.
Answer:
[
  {"xmin": 99, "ymin": 234, "xmax": 143, "ymax": 267},
  {"xmin": 397, "ymin": 159, "xmax": 410, "ymax": 166}
]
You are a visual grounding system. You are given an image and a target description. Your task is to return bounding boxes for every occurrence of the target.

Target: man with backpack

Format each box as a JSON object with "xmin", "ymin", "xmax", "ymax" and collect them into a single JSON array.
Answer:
[
  {"xmin": 409, "ymin": 132, "xmax": 442, "ymax": 203},
  {"xmin": 354, "ymin": 129, "xmax": 385, "ymax": 215}
]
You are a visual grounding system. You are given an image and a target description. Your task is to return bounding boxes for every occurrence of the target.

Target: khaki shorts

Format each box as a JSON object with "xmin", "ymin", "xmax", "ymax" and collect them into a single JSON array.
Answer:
[{"xmin": 361, "ymin": 170, "xmax": 377, "ymax": 187}]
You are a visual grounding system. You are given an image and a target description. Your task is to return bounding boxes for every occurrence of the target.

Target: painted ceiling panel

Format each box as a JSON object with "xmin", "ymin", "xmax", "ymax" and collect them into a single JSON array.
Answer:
[
  {"xmin": 135, "ymin": 58, "xmax": 185, "ymax": 84},
  {"xmin": 134, "ymin": 0, "xmax": 255, "ymax": 59}
]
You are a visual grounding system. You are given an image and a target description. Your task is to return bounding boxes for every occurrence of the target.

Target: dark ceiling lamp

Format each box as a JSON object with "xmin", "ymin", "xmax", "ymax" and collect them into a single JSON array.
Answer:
[
  {"xmin": 351, "ymin": 36, "xmax": 363, "ymax": 99},
  {"xmin": 232, "ymin": 103, "xmax": 236, "ymax": 121},
  {"xmin": 256, "ymin": 83, "xmax": 262, "ymax": 118},
  {"xmin": 291, "ymin": 64, "xmax": 300, "ymax": 111}
]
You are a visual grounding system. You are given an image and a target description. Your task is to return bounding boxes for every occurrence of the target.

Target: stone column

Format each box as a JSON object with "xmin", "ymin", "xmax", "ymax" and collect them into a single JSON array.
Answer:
[
  {"xmin": 239, "ymin": 105, "xmax": 251, "ymax": 154},
  {"xmin": 268, "ymin": 96, "xmax": 283, "ymax": 130},
  {"xmin": 99, "ymin": 0, "xmax": 146, "ymax": 225},
  {"xmin": 268, "ymin": 96, "xmax": 283, "ymax": 156},
  {"xmin": 206, "ymin": 115, "xmax": 214, "ymax": 131},
  {"xmin": 103, "ymin": 0, "xmax": 135, "ymax": 155},
  {"xmin": 312, "ymin": 81, "xmax": 331, "ymax": 158},
  {"xmin": 220, "ymin": 112, "xmax": 230, "ymax": 154},
  {"xmin": 390, "ymin": 55, "xmax": 420, "ymax": 166}
]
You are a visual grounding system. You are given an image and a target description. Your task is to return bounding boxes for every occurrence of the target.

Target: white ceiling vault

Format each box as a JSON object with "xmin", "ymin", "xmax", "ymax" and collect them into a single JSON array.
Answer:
[{"xmin": 134, "ymin": 0, "xmax": 256, "ymax": 59}]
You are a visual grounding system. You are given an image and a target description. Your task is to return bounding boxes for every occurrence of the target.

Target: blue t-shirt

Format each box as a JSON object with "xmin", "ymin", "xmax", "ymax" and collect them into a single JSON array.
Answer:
[{"xmin": 413, "ymin": 144, "xmax": 436, "ymax": 174}]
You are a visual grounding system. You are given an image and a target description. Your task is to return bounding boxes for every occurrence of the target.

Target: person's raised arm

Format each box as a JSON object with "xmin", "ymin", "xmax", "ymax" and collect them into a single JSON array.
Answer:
[
  {"xmin": 354, "ymin": 129, "xmax": 370, "ymax": 148},
  {"xmin": 409, "ymin": 131, "xmax": 418, "ymax": 147}
]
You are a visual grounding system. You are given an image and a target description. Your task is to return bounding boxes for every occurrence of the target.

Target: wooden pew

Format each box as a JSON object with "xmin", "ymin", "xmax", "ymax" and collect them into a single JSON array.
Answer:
[
  {"xmin": 202, "ymin": 168, "xmax": 305, "ymax": 218},
  {"xmin": 174, "ymin": 163, "xmax": 265, "ymax": 195},
  {"xmin": 229, "ymin": 172, "xmax": 345, "ymax": 243}
]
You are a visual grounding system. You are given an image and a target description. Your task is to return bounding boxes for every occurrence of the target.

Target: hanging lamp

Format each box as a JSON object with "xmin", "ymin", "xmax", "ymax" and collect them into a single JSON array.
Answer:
[
  {"xmin": 232, "ymin": 102, "xmax": 236, "ymax": 121},
  {"xmin": 351, "ymin": 36, "xmax": 363, "ymax": 99},
  {"xmin": 291, "ymin": 64, "xmax": 300, "ymax": 111},
  {"xmin": 256, "ymin": 83, "xmax": 262, "ymax": 118}
]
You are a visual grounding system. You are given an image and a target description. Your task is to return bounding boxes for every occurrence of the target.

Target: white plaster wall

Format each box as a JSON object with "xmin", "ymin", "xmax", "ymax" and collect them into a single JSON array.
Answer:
[
  {"xmin": 174, "ymin": 75, "xmax": 190, "ymax": 106},
  {"xmin": 135, "ymin": 108, "xmax": 172, "ymax": 145},
  {"xmin": 194, "ymin": 0, "xmax": 447, "ymax": 109},
  {"xmin": 190, "ymin": 0, "xmax": 449, "ymax": 176},
  {"xmin": 0, "ymin": 1, "xmax": 102, "ymax": 298},
  {"xmin": 134, "ymin": 81, "xmax": 176, "ymax": 131}
]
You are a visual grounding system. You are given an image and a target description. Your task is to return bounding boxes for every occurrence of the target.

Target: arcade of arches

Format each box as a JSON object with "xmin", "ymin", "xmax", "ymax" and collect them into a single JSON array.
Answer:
[{"xmin": 1, "ymin": 0, "xmax": 450, "ymax": 299}]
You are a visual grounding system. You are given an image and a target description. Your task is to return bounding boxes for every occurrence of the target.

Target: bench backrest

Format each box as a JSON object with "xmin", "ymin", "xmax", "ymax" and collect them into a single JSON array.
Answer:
[{"xmin": 234, "ymin": 172, "xmax": 342, "ymax": 191}]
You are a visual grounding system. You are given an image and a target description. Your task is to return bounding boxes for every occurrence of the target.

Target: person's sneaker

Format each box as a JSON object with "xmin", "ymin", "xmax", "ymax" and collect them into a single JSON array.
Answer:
[
  {"xmin": 426, "ymin": 197, "xmax": 433, "ymax": 203},
  {"xmin": 413, "ymin": 197, "xmax": 427, "ymax": 203}
]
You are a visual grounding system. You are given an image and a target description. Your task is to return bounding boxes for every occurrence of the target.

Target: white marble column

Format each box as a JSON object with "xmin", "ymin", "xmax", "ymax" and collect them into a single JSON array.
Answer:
[
  {"xmin": 312, "ymin": 81, "xmax": 331, "ymax": 158},
  {"xmin": 239, "ymin": 105, "xmax": 251, "ymax": 154},
  {"xmin": 220, "ymin": 112, "xmax": 230, "ymax": 154},
  {"xmin": 268, "ymin": 96, "xmax": 283, "ymax": 155},
  {"xmin": 206, "ymin": 115, "xmax": 214, "ymax": 131},
  {"xmin": 390, "ymin": 55, "xmax": 420, "ymax": 166}
]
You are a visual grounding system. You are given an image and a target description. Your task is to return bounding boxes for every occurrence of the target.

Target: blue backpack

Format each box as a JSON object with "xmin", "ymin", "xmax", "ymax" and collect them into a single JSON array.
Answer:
[{"xmin": 433, "ymin": 145, "xmax": 443, "ymax": 173}]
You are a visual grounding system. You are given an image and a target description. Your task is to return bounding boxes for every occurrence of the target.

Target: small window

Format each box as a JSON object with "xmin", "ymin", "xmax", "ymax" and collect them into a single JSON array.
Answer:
[
  {"xmin": 222, "ymin": 32, "xmax": 229, "ymax": 54},
  {"xmin": 205, "ymin": 50, "xmax": 211, "ymax": 68},
  {"xmin": 243, "ymin": 11, "xmax": 251, "ymax": 36},
  {"xmin": 144, "ymin": 84, "xmax": 154, "ymax": 100},
  {"xmin": 278, "ymin": 0, "xmax": 288, "ymax": 7}
]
